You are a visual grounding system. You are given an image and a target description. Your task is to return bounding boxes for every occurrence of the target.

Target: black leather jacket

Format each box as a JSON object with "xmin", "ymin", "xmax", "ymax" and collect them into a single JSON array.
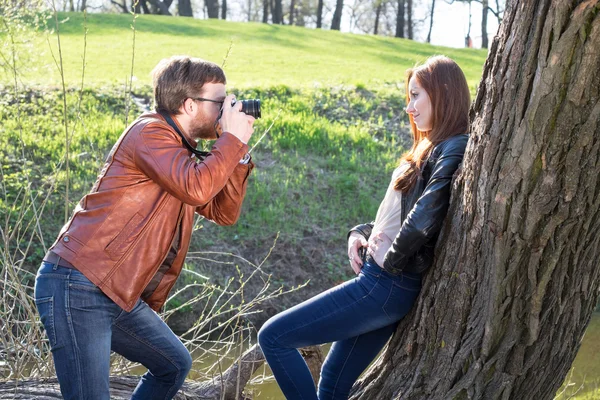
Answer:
[{"xmin": 349, "ymin": 134, "xmax": 469, "ymax": 275}]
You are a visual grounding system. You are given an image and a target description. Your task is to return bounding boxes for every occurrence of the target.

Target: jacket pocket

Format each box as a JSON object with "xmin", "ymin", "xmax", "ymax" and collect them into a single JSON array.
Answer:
[{"xmin": 105, "ymin": 212, "xmax": 144, "ymax": 261}]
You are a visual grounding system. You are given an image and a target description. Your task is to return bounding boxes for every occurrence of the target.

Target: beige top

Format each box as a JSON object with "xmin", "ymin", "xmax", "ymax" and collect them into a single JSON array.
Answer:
[{"xmin": 370, "ymin": 164, "xmax": 409, "ymax": 254}]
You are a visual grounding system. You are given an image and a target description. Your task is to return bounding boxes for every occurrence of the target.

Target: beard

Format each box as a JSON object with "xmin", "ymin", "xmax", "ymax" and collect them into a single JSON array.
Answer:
[{"xmin": 189, "ymin": 113, "xmax": 218, "ymax": 140}]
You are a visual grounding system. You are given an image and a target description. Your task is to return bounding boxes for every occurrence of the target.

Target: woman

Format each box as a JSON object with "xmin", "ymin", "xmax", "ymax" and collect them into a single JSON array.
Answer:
[{"xmin": 258, "ymin": 55, "xmax": 471, "ymax": 400}]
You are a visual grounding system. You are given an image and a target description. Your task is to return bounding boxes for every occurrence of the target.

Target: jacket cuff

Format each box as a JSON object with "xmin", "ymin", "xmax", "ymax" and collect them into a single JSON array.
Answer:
[{"xmin": 347, "ymin": 222, "xmax": 374, "ymax": 241}]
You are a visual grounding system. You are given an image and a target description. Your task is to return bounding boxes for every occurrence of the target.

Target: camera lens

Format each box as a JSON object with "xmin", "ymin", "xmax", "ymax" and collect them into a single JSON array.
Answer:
[{"xmin": 239, "ymin": 99, "xmax": 261, "ymax": 119}]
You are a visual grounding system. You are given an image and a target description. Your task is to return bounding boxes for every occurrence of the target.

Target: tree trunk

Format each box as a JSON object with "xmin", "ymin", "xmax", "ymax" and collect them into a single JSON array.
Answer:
[
  {"xmin": 272, "ymin": 0, "xmax": 283, "ymax": 24},
  {"xmin": 350, "ymin": 0, "xmax": 600, "ymax": 399},
  {"xmin": 406, "ymin": 0, "xmax": 412, "ymax": 39},
  {"xmin": 179, "ymin": 0, "xmax": 193, "ymax": 16},
  {"xmin": 395, "ymin": 0, "xmax": 405, "ymax": 38},
  {"xmin": 205, "ymin": 0, "xmax": 219, "ymax": 18},
  {"xmin": 374, "ymin": 0, "xmax": 382, "ymax": 35},
  {"xmin": 426, "ymin": 0, "xmax": 435, "ymax": 43},
  {"xmin": 141, "ymin": 0, "xmax": 150, "ymax": 14},
  {"xmin": 481, "ymin": 0, "xmax": 489, "ymax": 48},
  {"xmin": 0, "ymin": 345, "xmax": 324, "ymax": 399},
  {"xmin": 262, "ymin": 0, "xmax": 269, "ymax": 23},
  {"xmin": 221, "ymin": 0, "xmax": 226, "ymax": 19},
  {"xmin": 289, "ymin": 0, "xmax": 295, "ymax": 25},
  {"xmin": 146, "ymin": 0, "xmax": 173, "ymax": 14},
  {"xmin": 331, "ymin": 0, "xmax": 343, "ymax": 30},
  {"xmin": 316, "ymin": 0, "xmax": 323, "ymax": 28}
]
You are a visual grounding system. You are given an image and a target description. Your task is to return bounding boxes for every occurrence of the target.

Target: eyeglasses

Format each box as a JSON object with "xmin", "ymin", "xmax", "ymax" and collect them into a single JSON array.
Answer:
[{"xmin": 191, "ymin": 97, "xmax": 224, "ymax": 106}]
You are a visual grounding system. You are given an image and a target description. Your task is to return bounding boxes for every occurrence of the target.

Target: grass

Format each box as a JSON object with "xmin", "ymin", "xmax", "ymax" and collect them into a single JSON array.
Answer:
[
  {"xmin": 3, "ymin": 12, "xmax": 488, "ymax": 90},
  {"xmin": 556, "ymin": 314, "xmax": 600, "ymax": 400}
]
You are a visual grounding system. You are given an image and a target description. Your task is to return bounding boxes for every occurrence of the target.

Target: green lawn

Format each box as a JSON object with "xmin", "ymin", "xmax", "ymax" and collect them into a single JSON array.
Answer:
[{"xmin": 5, "ymin": 12, "xmax": 487, "ymax": 90}]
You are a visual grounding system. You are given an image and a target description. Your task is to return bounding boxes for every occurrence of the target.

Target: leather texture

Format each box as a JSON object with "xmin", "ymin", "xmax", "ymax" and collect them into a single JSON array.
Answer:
[
  {"xmin": 350, "ymin": 134, "xmax": 469, "ymax": 275},
  {"xmin": 48, "ymin": 112, "xmax": 253, "ymax": 312}
]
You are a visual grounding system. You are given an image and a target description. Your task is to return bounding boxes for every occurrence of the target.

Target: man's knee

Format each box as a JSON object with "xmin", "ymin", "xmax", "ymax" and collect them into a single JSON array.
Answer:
[{"xmin": 180, "ymin": 350, "xmax": 193, "ymax": 377}]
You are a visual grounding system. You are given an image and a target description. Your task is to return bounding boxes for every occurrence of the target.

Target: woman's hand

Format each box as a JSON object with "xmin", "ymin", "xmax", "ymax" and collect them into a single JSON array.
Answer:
[
  {"xmin": 347, "ymin": 232, "xmax": 368, "ymax": 275},
  {"xmin": 367, "ymin": 232, "xmax": 392, "ymax": 268}
]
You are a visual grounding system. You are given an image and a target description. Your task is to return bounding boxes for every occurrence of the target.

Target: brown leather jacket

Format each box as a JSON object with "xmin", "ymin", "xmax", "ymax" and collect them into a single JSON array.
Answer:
[{"xmin": 48, "ymin": 112, "xmax": 253, "ymax": 312}]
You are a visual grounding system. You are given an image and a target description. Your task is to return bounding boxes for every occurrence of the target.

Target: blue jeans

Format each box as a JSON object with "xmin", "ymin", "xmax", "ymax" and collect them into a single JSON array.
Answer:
[
  {"xmin": 34, "ymin": 262, "xmax": 192, "ymax": 400},
  {"xmin": 258, "ymin": 260, "xmax": 421, "ymax": 400}
]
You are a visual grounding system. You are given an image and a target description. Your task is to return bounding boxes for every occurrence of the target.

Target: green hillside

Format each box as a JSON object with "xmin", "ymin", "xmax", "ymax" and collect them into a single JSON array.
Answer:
[{"xmin": 7, "ymin": 12, "xmax": 488, "ymax": 89}]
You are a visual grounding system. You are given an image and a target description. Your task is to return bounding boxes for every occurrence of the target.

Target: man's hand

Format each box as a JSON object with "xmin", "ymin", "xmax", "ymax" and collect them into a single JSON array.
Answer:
[
  {"xmin": 348, "ymin": 232, "xmax": 368, "ymax": 275},
  {"xmin": 219, "ymin": 94, "xmax": 255, "ymax": 144}
]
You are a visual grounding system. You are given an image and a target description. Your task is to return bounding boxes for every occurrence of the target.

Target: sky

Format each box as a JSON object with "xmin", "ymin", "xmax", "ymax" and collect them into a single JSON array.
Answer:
[
  {"xmin": 336, "ymin": 0, "xmax": 503, "ymax": 49},
  {"xmin": 424, "ymin": 1, "xmax": 502, "ymax": 48}
]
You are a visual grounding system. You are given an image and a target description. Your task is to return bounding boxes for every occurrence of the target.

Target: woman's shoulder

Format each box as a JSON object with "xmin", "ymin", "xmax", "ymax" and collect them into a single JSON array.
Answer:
[{"xmin": 432, "ymin": 133, "xmax": 469, "ymax": 158}]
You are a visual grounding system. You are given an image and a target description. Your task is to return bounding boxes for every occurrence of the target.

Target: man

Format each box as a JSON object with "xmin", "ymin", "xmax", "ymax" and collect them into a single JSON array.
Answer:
[{"xmin": 34, "ymin": 56, "xmax": 255, "ymax": 399}]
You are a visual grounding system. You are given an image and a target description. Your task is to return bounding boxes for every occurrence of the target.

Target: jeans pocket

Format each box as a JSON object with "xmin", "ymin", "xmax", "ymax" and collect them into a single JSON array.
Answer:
[
  {"xmin": 35, "ymin": 296, "xmax": 57, "ymax": 349},
  {"xmin": 382, "ymin": 284, "xmax": 420, "ymax": 320}
]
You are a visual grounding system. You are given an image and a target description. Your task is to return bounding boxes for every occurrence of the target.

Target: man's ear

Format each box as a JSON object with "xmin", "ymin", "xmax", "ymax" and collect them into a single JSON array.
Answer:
[{"xmin": 181, "ymin": 98, "xmax": 196, "ymax": 116}]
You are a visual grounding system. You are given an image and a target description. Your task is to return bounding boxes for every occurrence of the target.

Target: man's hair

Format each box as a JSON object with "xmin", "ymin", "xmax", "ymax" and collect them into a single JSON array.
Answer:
[{"xmin": 151, "ymin": 56, "xmax": 226, "ymax": 115}]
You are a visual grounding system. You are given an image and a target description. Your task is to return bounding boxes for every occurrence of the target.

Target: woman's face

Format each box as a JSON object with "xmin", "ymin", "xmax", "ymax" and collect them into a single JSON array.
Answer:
[{"xmin": 406, "ymin": 76, "xmax": 433, "ymax": 132}]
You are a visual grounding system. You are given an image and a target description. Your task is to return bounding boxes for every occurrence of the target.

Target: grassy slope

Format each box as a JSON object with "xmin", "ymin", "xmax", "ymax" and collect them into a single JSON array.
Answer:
[{"xmin": 15, "ymin": 12, "xmax": 487, "ymax": 89}]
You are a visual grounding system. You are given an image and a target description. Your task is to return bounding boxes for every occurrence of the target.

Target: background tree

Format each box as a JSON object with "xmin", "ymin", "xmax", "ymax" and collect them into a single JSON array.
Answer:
[
  {"xmin": 289, "ymin": 0, "xmax": 295, "ymax": 24},
  {"xmin": 480, "ymin": 0, "xmax": 487, "ymax": 47},
  {"xmin": 179, "ymin": 0, "xmax": 192, "ymax": 16},
  {"xmin": 374, "ymin": 0, "xmax": 384, "ymax": 34},
  {"xmin": 349, "ymin": 0, "xmax": 600, "ymax": 398},
  {"xmin": 330, "ymin": 0, "xmax": 343, "ymax": 29},
  {"xmin": 406, "ymin": 0, "xmax": 412, "ymax": 38},
  {"xmin": 221, "ymin": 0, "xmax": 227, "ymax": 19},
  {"xmin": 395, "ymin": 0, "xmax": 404, "ymax": 37},
  {"xmin": 425, "ymin": 0, "xmax": 434, "ymax": 42},
  {"xmin": 316, "ymin": 0, "xmax": 323, "ymax": 27},
  {"xmin": 206, "ymin": 0, "xmax": 219, "ymax": 17},
  {"xmin": 272, "ymin": 0, "xmax": 283, "ymax": 23},
  {"xmin": 262, "ymin": 0, "xmax": 269, "ymax": 22}
]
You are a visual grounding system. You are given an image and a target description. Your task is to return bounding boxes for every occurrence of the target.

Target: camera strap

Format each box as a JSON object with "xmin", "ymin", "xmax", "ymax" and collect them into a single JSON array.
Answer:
[{"xmin": 158, "ymin": 111, "xmax": 210, "ymax": 161}]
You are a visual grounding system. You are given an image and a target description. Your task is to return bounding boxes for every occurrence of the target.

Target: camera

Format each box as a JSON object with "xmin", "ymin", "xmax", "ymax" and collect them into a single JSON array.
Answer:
[
  {"xmin": 237, "ymin": 99, "xmax": 261, "ymax": 119},
  {"xmin": 219, "ymin": 99, "xmax": 262, "ymax": 120}
]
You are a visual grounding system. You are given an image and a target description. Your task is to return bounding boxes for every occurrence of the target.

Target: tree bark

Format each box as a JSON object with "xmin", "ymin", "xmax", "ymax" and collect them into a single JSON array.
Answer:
[
  {"xmin": 205, "ymin": 0, "xmax": 219, "ymax": 18},
  {"xmin": 0, "ymin": 345, "xmax": 324, "ymax": 399},
  {"xmin": 316, "ymin": 0, "xmax": 323, "ymax": 28},
  {"xmin": 272, "ymin": 0, "xmax": 283, "ymax": 24},
  {"xmin": 374, "ymin": 0, "xmax": 383, "ymax": 35},
  {"xmin": 350, "ymin": 0, "xmax": 600, "ymax": 399},
  {"xmin": 146, "ymin": 0, "xmax": 172, "ymax": 14},
  {"xmin": 221, "ymin": 0, "xmax": 226, "ymax": 19},
  {"xmin": 289, "ymin": 0, "xmax": 295, "ymax": 25},
  {"xmin": 331, "ymin": 0, "xmax": 343, "ymax": 30},
  {"xmin": 262, "ymin": 0, "xmax": 269, "ymax": 23},
  {"xmin": 179, "ymin": 0, "xmax": 193, "ymax": 16},
  {"xmin": 406, "ymin": 0, "xmax": 412, "ymax": 39},
  {"xmin": 395, "ymin": 0, "xmax": 405, "ymax": 38},
  {"xmin": 481, "ymin": 0, "xmax": 489, "ymax": 48},
  {"xmin": 426, "ymin": 0, "xmax": 435, "ymax": 43}
]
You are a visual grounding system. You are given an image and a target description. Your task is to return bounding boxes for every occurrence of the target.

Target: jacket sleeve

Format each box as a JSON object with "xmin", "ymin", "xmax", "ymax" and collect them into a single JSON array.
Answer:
[
  {"xmin": 382, "ymin": 135, "xmax": 468, "ymax": 272},
  {"xmin": 195, "ymin": 159, "xmax": 254, "ymax": 226},
  {"xmin": 347, "ymin": 222, "xmax": 375, "ymax": 241},
  {"xmin": 133, "ymin": 124, "xmax": 248, "ymax": 207}
]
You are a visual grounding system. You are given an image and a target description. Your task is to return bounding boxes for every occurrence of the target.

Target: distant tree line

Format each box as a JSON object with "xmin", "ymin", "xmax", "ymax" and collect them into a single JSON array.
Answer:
[{"xmin": 58, "ymin": 0, "xmax": 504, "ymax": 48}]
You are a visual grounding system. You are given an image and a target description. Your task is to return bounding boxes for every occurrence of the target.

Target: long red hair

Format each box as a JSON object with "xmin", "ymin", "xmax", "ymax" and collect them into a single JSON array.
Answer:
[{"xmin": 394, "ymin": 55, "xmax": 470, "ymax": 192}]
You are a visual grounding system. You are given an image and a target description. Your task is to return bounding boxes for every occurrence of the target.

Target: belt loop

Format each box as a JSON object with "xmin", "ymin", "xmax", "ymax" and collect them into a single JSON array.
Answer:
[{"xmin": 52, "ymin": 256, "xmax": 62, "ymax": 271}]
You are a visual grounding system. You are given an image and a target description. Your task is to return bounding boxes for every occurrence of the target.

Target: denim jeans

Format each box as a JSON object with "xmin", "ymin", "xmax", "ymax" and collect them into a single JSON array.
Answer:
[
  {"xmin": 34, "ymin": 261, "xmax": 192, "ymax": 400},
  {"xmin": 258, "ymin": 259, "xmax": 422, "ymax": 400}
]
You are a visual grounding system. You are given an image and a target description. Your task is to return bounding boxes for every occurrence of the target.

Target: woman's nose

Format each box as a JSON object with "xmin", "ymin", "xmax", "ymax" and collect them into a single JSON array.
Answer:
[{"xmin": 405, "ymin": 103, "xmax": 414, "ymax": 114}]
